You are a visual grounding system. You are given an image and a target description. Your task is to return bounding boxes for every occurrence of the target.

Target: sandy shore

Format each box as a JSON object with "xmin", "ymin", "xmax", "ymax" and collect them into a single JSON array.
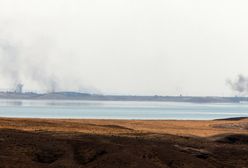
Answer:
[{"xmin": 0, "ymin": 117, "xmax": 247, "ymax": 168}]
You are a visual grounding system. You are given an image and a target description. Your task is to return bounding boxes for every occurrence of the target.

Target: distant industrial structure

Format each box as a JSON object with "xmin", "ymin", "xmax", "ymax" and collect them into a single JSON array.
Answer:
[
  {"xmin": 15, "ymin": 84, "xmax": 23, "ymax": 94},
  {"xmin": 0, "ymin": 83, "xmax": 246, "ymax": 103}
]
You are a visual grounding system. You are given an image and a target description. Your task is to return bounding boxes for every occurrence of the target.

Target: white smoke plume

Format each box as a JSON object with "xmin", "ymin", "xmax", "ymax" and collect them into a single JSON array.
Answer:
[{"xmin": 0, "ymin": 38, "xmax": 98, "ymax": 94}]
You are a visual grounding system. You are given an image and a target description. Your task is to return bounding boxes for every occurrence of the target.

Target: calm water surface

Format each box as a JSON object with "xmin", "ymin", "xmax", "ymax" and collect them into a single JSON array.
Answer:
[{"xmin": 0, "ymin": 99, "xmax": 247, "ymax": 120}]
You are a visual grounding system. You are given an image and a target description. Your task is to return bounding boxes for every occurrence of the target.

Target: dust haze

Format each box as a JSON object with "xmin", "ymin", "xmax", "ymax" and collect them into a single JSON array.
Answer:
[{"xmin": 1, "ymin": 0, "xmax": 248, "ymax": 96}]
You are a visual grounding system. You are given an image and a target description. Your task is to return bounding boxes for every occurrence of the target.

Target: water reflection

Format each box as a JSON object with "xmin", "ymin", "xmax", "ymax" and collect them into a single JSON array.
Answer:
[
  {"xmin": 0, "ymin": 99, "xmax": 105, "ymax": 107},
  {"xmin": 0, "ymin": 100, "xmax": 23, "ymax": 106}
]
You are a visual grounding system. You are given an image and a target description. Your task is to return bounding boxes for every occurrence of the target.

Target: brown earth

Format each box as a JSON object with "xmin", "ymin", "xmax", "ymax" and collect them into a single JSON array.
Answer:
[{"xmin": 0, "ymin": 117, "xmax": 247, "ymax": 168}]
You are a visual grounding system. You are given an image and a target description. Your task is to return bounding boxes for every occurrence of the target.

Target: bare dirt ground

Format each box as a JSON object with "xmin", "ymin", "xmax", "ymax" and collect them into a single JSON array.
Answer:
[{"xmin": 0, "ymin": 117, "xmax": 247, "ymax": 168}]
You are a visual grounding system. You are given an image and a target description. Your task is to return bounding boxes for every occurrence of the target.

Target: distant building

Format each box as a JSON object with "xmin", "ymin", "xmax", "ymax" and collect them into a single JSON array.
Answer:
[{"xmin": 15, "ymin": 84, "xmax": 23, "ymax": 93}]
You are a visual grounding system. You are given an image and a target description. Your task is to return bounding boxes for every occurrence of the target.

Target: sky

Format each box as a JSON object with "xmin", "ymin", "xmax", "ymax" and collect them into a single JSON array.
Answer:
[{"xmin": 0, "ymin": 0, "xmax": 248, "ymax": 96}]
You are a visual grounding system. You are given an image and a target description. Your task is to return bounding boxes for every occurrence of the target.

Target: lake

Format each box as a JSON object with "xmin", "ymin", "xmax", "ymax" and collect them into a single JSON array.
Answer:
[{"xmin": 0, "ymin": 99, "xmax": 247, "ymax": 120}]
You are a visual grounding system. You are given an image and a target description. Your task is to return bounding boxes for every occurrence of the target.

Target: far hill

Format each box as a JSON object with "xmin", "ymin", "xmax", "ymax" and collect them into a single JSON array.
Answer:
[{"xmin": 0, "ymin": 91, "xmax": 247, "ymax": 103}]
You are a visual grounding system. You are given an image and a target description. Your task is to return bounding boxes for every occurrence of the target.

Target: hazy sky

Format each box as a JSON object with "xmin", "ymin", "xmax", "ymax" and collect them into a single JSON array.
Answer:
[{"xmin": 0, "ymin": 0, "xmax": 248, "ymax": 96}]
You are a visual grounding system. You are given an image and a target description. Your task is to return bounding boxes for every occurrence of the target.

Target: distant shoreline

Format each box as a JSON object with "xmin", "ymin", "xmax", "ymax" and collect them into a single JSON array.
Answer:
[
  {"xmin": 0, "ymin": 116, "xmax": 247, "ymax": 121},
  {"xmin": 0, "ymin": 91, "xmax": 247, "ymax": 103}
]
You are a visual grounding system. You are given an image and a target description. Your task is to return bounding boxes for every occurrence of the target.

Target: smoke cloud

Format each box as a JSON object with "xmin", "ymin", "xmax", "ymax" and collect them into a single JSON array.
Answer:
[
  {"xmin": 0, "ymin": 40, "xmax": 21, "ymax": 86},
  {"xmin": 0, "ymin": 38, "xmax": 98, "ymax": 94},
  {"xmin": 226, "ymin": 74, "xmax": 248, "ymax": 95}
]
